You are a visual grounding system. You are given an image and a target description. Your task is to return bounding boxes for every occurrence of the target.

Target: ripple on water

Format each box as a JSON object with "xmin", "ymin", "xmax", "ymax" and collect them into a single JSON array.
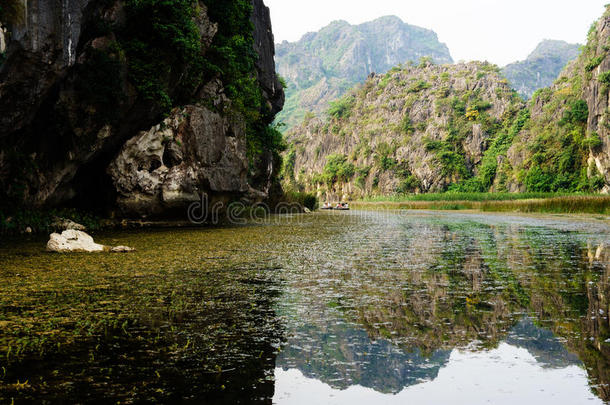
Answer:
[{"xmin": 0, "ymin": 211, "xmax": 608, "ymax": 403}]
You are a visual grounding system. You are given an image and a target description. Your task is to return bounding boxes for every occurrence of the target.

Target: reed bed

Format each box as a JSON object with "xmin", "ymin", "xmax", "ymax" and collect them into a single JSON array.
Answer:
[{"xmin": 353, "ymin": 195, "xmax": 610, "ymax": 214}]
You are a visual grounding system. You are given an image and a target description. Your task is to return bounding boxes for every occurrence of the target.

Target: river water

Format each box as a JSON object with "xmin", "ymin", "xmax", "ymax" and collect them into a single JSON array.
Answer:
[{"xmin": 0, "ymin": 210, "xmax": 609, "ymax": 404}]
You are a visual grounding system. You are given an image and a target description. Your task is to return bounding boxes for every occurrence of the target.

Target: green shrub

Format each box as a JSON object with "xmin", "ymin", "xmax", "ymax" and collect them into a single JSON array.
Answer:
[
  {"xmin": 278, "ymin": 75, "xmax": 288, "ymax": 89},
  {"xmin": 322, "ymin": 154, "xmax": 355, "ymax": 184},
  {"xmin": 599, "ymin": 71, "xmax": 610, "ymax": 85},
  {"xmin": 524, "ymin": 166, "xmax": 554, "ymax": 192},
  {"xmin": 328, "ymin": 96, "xmax": 355, "ymax": 120},
  {"xmin": 407, "ymin": 80, "xmax": 431, "ymax": 93},
  {"xmin": 394, "ymin": 161, "xmax": 421, "ymax": 193},
  {"xmin": 401, "ymin": 115, "xmax": 415, "ymax": 134},
  {"xmin": 354, "ymin": 166, "xmax": 371, "ymax": 190},
  {"xmin": 375, "ymin": 142, "xmax": 397, "ymax": 171},
  {"xmin": 585, "ymin": 55, "xmax": 604, "ymax": 72},
  {"xmin": 559, "ymin": 99, "xmax": 589, "ymax": 126},
  {"xmin": 582, "ymin": 132, "xmax": 603, "ymax": 149}
]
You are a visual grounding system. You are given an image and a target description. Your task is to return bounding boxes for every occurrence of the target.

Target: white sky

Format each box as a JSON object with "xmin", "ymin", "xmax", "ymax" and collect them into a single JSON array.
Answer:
[{"xmin": 265, "ymin": 0, "xmax": 608, "ymax": 66}]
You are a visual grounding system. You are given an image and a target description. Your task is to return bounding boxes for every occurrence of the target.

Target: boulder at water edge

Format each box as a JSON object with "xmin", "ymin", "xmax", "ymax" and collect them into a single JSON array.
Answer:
[{"xmin": 47, "ymin": 230, "xmax": 105, "ymax": 253}]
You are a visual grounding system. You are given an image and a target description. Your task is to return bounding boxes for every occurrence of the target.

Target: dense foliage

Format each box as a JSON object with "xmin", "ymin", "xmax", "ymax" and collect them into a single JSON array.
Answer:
[
  {"xmin": 202, "ymin": 0, "xmax": 286, "ymax": 177},
  {"xmin": 117, "ymin": 0, "xmax": 284, "ymax": 180},
  {"xmin": 120, "ymin": 0, "xmax": 205, "ymax": 112}
]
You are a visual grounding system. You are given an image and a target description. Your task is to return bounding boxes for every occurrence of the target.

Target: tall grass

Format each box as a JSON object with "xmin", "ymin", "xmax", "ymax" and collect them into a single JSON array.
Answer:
[
  {"xmin": 279, "ymin": 191, "xmax": 319, "ymax": 211},
  {"xmin": 354, "ymin": 194, "xmax": 610, "ymax": 214},
  {"xmin": 361, "ymin": 192, "xmax": 602, "ymax": 202}
]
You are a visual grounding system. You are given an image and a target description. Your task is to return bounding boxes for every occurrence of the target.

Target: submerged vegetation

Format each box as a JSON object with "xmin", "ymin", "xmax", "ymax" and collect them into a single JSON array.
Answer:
[{"xmin": 1, "ymin": 210, "xmax": 610, "ymax": 402}]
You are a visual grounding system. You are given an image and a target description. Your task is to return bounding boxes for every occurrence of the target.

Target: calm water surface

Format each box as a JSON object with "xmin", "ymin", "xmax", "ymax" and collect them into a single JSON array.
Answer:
[{"xmin": 0, "ymin": 210, "xmax": 609, "ymax": 404}]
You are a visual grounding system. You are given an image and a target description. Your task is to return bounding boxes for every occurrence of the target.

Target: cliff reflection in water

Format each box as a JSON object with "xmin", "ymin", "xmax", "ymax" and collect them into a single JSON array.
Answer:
[
  {"xmin": 274, "ymin": 212, "xmax": 610, "ymax": 402},
  {"xmin": 0, "ymin": 211, "xmax": 609, "ymax": 403}
]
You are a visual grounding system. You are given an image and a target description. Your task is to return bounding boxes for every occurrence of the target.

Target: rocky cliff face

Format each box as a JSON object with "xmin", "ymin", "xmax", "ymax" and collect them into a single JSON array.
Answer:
[
  {"xmin": 275, "ymin": 16, "xmax": 453, "ymax": 130},
  {"xmin": 502, "ymin": 9, "xmax": 610, "ymax": 193},
  {"xmin": 503, "ymin": 40, "xmax": 581, "ymax": 99},
  {"xmin": 283, "ymin": 61, "xmax": 522, "ymax": 200},
  {"xmin": 0, "ymin": 0, "xmax": 284, "ymax": 217},
  {"xmin": 284, "ymin": 7, "xmax": 610, "ymax": 199}
]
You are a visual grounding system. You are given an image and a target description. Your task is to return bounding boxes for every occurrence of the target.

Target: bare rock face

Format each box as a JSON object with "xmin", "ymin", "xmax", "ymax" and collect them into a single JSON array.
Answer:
[
  {"xmin": 0, "ymin": 0, "xmax": 94, "ymax": 134},
  {"xmin": 251, "ymin": 0, "xmax": 284, "ymax": 116},
  {"xmin": 47, "ymin": 230, "xmax": 105, "ymax": 252},
  {"xmin": 0, "ymin": 0, "xmax": 284, "ymax": 214},
  {"xmin": 108, "ymin": 105, "xmax": 248, "ymax": 216}
]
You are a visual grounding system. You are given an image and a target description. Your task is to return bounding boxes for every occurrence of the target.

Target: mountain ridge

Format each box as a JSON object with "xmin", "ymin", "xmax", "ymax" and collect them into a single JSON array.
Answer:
[
  {"xmin": 281, "ymin": 7, "xmax": 610, "ymax": 199},
  {"xmin": 275, "ymin": 15, "xmax": 453, "ymax": 130},
  {"xmin": 502, "ymin": 39, "xmax": 581, "ymax": 99}
]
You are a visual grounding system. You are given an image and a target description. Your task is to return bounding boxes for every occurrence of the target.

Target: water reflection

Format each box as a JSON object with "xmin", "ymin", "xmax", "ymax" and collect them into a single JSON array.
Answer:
[
  {"xmin": 0, "ymin": 211, "xmax": 609, "ymax": 403},
  {"xmin": 274, "ymin": 343, "xmax": 599, "ymax": 405},
  {"xmin": 274, "ymin": 211, "xmax": 610, "ymax": 403}
]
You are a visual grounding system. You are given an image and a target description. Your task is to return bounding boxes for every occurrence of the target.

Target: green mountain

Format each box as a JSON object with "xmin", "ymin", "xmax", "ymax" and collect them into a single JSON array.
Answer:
[
  {"xmin": 503, "ymin": 40, "xmax": 581, "ymax": 99},
  {"xmin": 283, "ymin": 61, "xmax": 523, "ymax": 198},
  {"xmin": 282, "ymin": 7, "xmax": 610, "ymax": 199},
  {"xmin": 275, "ymin": 16, "xmax": 453, "ymax": 130}
]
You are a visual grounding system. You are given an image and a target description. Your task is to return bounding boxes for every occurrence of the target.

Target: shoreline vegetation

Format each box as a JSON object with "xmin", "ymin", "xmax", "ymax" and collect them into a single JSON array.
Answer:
[
  {"xmin": 352, "ymin": 193, "xmax": 610, "ymax": 214},
  {"xmin": 2, "ymin": 193, "xmax": 608, "ymax": 237},
  {"xmin": 0, "ymin": 192, "xmax": 320, "ymax": 236}
]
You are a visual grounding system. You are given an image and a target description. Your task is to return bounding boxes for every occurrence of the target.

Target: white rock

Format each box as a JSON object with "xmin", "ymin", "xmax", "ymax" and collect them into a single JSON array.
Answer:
[
  {"xmin": 111, "ymin": 246, "xmax": 136, "ymax": 253},
  {"xmin": 47, "ymin": 230, "xmax": 105, "ymax": 253}
]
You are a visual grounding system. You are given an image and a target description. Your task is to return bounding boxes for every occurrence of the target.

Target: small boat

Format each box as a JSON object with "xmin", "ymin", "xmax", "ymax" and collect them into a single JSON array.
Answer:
[
  {"xmin": 335, "ymin": 202, "xmax": 350, "ymax": 211},
  {"xmin": 320, "ymin": 202, "xmax": 334, "ymax": 210}
]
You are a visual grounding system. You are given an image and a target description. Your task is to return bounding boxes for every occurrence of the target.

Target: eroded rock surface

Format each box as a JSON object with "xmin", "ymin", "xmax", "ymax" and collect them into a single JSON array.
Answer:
[
  {"xmin": 108, "ymin": 105, "xmax": 249, "ymax": 216},
  {"xmin": 0, "ymin": 0, "xmax": 283, "ymax": 216}
]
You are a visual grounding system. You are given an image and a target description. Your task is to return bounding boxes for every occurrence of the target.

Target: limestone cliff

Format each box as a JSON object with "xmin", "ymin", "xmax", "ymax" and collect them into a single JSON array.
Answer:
[
  {"xmin": 0, "ymin": 0, "xmax": 284, "ymax": 217},
  {"xmin": 283, "ymin": 61, "xmax": 522, "ymax": 200},
  {"xmin": 284, "ymin": 7, "xmax": 610, "ymax": 199},
  {"xmin": 503, "ymin": 40, "xmax": 581, "ymax": 99},
  {"xmin": 275, "ymin": 16, "xmax": 453, "ymax": 130},
  {"xmin": 503, "ymin": 8, "xmax": 610, "ymax": 193}
]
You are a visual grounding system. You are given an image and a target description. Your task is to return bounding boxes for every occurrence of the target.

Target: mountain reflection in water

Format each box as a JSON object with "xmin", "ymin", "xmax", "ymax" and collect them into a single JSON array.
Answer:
[
  {"xmin": 273, "ymin": 211, "xmax": 610, "ymax": 404},
  {"xmin": 0, "ymin": 211, "xmax": 608, "ymax": 403}
]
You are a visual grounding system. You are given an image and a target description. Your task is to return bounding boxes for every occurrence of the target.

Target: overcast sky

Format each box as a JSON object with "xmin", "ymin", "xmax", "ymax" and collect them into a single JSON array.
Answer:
[{"xmin": 264, "ymin": 0, "xmax": 608, "ymax": 66}]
